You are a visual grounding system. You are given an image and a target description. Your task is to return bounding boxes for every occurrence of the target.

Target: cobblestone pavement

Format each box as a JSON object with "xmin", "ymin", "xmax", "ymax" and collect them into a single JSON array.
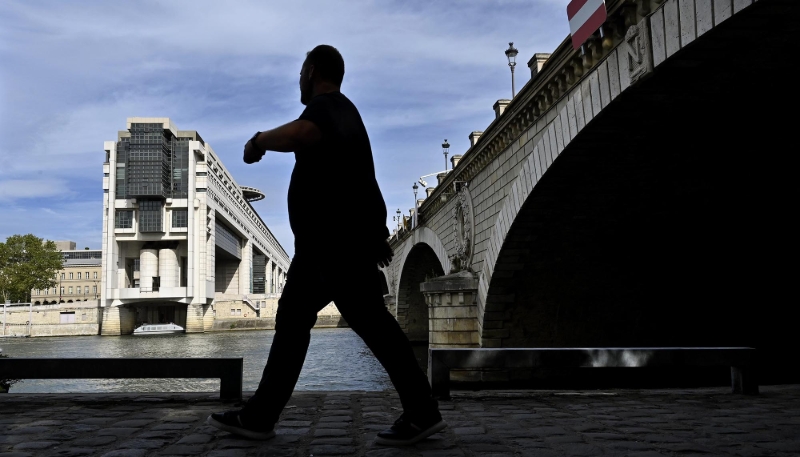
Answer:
[{"xmin": 1, "ymin": 385, "xmax": 799, "ymax": 457}]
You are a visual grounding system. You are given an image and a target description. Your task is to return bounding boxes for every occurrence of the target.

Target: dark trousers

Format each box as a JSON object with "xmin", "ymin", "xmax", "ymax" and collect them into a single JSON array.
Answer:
[{"xmin": 241, "ymin": 254, "xmax": 434, "ymax": 426}]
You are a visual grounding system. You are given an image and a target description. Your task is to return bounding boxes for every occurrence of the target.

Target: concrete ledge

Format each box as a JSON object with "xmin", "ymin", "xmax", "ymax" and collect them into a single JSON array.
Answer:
[{"xmin": 429, "ymin": 347, "xmax": 758, "ymax": 399}]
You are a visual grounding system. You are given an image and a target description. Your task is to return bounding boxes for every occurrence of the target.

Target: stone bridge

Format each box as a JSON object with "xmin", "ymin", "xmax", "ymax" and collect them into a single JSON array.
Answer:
[{"xmin": 384, "ymin": 0, "xmax": 796, "ymax": 382}]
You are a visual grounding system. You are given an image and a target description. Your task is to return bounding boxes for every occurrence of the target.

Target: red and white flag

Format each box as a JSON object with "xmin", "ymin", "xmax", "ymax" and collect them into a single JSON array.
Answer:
[{"xmin": 567, "ymin": 0, "xmax": 607, "ymax": 50}]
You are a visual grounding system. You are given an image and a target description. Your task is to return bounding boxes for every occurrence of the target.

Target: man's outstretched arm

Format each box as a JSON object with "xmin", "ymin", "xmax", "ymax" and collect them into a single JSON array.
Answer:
[{"xmin": 244, "ymin": 120, "xmax": 322, "ymax": 164}]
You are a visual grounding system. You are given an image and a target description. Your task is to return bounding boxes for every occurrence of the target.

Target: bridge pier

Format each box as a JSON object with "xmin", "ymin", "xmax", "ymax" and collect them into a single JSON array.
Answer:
[
  {"xmin": 185, "ymin": 304, "xmax": 213, "ymax": 333},
  {"xmin": 421, "ymin": 271, "xmax": 489, "ymax": 383},
  {"xmin": 99, "ymin": 305, "xmax": 135, "ymax": 336}
]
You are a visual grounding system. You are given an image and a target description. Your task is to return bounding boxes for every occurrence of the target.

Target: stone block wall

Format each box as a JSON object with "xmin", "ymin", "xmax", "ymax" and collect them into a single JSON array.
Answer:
[{"xmin": 1, "ymin": 302, "xmax": 102, "ymax": 337}]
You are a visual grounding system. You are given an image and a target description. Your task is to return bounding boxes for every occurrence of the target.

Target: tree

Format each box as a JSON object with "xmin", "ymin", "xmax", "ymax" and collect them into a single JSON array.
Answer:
[{"xmin": 0, "ymin": 234, "xmax": 63, "ymax": 303}]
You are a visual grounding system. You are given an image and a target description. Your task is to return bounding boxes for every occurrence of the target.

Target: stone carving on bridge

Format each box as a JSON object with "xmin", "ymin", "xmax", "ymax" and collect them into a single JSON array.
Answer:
[
  {"xmin": 623, "ymin": 18, "xmax": 654, "ymax": 85},
  {"xmin": 450, "ymin": 183, "xmax": 474, "ymax": 273}
]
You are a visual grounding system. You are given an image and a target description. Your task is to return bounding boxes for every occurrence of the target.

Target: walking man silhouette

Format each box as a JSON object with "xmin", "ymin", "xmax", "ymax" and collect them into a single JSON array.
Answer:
[{"xmin": 207, "ymin": 44, "xmax": 446, "ymax": 446}]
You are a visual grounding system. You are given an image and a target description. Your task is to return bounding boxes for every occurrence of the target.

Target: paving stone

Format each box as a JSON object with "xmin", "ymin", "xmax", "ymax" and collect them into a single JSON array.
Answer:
[
  {"xmin": 43, "ymin": 448, "xmax": 95, "ymax": 457},
  {"xmin": 275, "ymin": 427, "xmax": 310, "ymax": 435},
  {"xmin": 110, "ymin": 419, "xmax": 150, "ymax": 428},
  {"xmin": 76, "ymin": 418, "xmax": 117, "ymax": 426},
  {"xmin": 558, "ymin": 443, "xmax": 604, "ymax": 456},
  {"xmin": 13, "ymin": 442, "xmax": 59, "ymax": 450},
  {"xmin": 101, "ymin": 449, "xmax": 147, "ymax": 457},
  {"xmin": 453, "ymin": 426, "xmax": 486, "ymax": 435},
  {"xmin": 176, "ymin": 433, "xmax": 213, "ymax": 444},
  {"xmin": 96, "ymin": 428, "xmax": 139, "ymax": 437},
  {"xmin": 159, "ymin": 444, "xmax": 206, "ymax": 455},
  {"xmin": 308, "ymin": 445, "xmax": 357, "ymax": 455},
  {"xmin": 207, "ymin": 451, "xmax": 247, "ymax": 457},
  {"xmin": 250, "ymin": 448, "xmax": 297, "ymax": 457},
  {"xmin": 364, "ymin": 449, "xmax": 409, "ymax": 457},
  {"xmin": 314, "ymin": 428, "xmax": 348, "ymax": 437},
  {"xmin": 151, "ymin": 423, "xmax": 193, "ymax": 430},
  {"xmin": 0, "ymin": 436, "xmax": 29, "ymax": 445},
  {"xmin": 311, "ymin": 437, "xmax": 355, "ymax": 445},
  {"xmin": 319, "ymin": 415, "xmax": 352, "ymax": 422},
  {"xmin": 116, "ymin": 439, "xmax": 167, "ymax": 449},
  {"xmin": 71, "ymin": 435, "xmax": 118, "ymax": 446},
  {"xmin": 278, "ymin": 420, "xmax": 312, "ymax": 427},
  {"xmin": 164, "ymin": 415, "xmax": 201, "ymax": 423},
  {"xmin": 10, "ymin": 426, "xmax": 52, "ymax": 435}
]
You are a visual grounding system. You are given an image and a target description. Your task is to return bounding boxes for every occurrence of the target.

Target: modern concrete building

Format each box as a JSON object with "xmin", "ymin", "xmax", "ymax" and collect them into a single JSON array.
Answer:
[
  {"xmin": 100, "ymin": 118, "xmax": 290, "ymax": 335},
  {"xmin": 31, "ymin": 244, "xmax": 102, "ymax": 305}
]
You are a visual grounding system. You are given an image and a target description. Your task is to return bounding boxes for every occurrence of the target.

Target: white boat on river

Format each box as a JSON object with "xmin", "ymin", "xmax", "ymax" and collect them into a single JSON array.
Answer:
[{"xmin": 133, "ymin": 323, "xmax": 185, "ymax": 335}]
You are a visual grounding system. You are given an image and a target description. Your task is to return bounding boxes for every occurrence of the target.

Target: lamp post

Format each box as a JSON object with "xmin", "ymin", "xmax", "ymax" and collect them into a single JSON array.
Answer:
[
  {"xmin": 442, "ymin": 139, "xmax": 450, "ymax": 171},
  {"xmin": 412, "ymin": 182, "xmax": 419, "ymax": 228},
  {"xmin": 505, "ymin": 42, "xmax": 519, "ymax": 98},
  {"xmin": 393, "ymin": 208, "xmax": 402, "ymax": 232}
]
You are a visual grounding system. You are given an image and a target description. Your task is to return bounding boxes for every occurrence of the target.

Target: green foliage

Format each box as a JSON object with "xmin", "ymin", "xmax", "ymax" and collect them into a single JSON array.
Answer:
[{"xmin": 0, "ymin": 234, "xmax": 64, "ymax": 303}]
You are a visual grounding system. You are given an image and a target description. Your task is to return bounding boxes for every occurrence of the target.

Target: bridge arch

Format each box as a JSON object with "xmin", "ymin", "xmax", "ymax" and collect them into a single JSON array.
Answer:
[{"xmin": 476, "ymin": 0, "xmax": 795, "ymax": 369}]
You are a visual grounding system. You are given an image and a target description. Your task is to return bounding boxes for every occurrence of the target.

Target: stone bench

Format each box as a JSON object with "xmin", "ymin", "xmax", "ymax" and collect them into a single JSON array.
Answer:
[
  {"xmin": 0, "ymin": 357, "xmax": 243, "ymax": 400},
  {"xmin": 428, "ymin": 347, "xmax": 757, "ymax": 398}
]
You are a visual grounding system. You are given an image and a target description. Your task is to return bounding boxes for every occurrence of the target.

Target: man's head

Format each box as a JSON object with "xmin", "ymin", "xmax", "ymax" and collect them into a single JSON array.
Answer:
[{"xmin": 300, "ymin": 45, "xmax": 345, "ymax": 105}]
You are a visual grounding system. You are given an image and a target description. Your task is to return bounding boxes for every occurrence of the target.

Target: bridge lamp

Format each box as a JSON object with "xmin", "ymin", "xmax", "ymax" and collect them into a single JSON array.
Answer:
[
  {"xmin": 442, "ymin": 139, "xmax": 450, "ymax": 171},
  {"xmin": 394, "ymin": 208, "xmax": 402, "ymax": 231},
  {"xmin": 505, "ymin": 42, "xmax": 519, "ymax": 98},
  {"xmin": 412, "ymin": 182, "xmax": 419, "ymax": 228}
]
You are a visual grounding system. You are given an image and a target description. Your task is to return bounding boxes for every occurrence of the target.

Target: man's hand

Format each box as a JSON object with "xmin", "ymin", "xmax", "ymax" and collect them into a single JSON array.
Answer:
[
  {"xmin": 376, "ymin": 240, "xmax": 394, "ymax": 269},
  {"xmin": 243, "ymin": 121, "xmax": 323, "ymax": 165},
  {"xmin": 243, "ymin": 134, "xmax": 265, "ymax": 164}
]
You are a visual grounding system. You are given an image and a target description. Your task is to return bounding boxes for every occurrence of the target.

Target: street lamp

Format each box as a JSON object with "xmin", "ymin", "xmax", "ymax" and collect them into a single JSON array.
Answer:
[
  {"xmin": 505, "ymin": 42, "xmax": 519, "ymax": 98},
  {"xmin": 412, "ymin": 182, "xmax": 419, "ymax": 228},
  {"xmin": 393, "ymin": 208, "xmax": 402, "ymax": 231},
  {"xmin": 442, "ymin": 139, "xmax": 450, "ymax": 171}
]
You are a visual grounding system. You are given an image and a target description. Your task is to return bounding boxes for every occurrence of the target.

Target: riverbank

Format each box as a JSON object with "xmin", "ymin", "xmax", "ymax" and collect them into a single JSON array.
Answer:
[
  {"xmin": 2, "ymin": 385, "xmax": 799, "ymax": 456},
  {"xmin": 209, "ymin": 314, "xmax": 347, "ymax": 332}
]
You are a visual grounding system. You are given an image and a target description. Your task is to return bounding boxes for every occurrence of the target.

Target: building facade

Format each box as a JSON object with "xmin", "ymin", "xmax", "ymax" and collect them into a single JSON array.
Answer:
[
  {"xmin": 101, "ymin": 118, "xmax": 291, "ymax": 335},
  {"xmin": 31, "ymin": 245, "xmax": 102, "ymax": 305}
]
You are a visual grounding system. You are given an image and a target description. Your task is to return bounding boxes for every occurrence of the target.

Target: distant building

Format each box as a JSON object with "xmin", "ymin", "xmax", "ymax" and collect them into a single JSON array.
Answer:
[
  {"xmin": 31, "ymin": 247, "xmax": 102, "ymax": 305},
  {"xmin": 100, "ymin": 118, "xmax": 291, "ymax": 334}
]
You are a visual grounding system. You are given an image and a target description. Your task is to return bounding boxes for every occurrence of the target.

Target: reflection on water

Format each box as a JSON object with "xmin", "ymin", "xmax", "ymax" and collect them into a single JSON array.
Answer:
[{"xmin": 0, "ymin": 328, "xmax": 392, "ymax": 393}]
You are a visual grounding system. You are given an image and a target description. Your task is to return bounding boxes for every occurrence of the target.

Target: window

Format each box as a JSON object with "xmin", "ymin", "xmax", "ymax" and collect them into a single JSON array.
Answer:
[
  {"xmin": 172, "ymin": 209, "xmax": 188, "ymax": 228},
  {"xmin": 94, "ymin": 272, "xmax": 98, "ymax": 279},
  {"xmin": 60, "ymin": 287, "xmax": 65, "ymax": 295},
  {"xmin": 68, "ymin": 286, "xmax": 73, "ymax": 294},
  {"xmin": 77, "ymin": 272, "xmax": 82, "ymax": 280},
  {"xmin": 139, "ymin": 200, "xmax": 163, "ymax": 232},
  {"xmin": 84, "ymin": 286, "xmax": 89, "ymax": 295},
  {"xmin": 93, "ymin": 285, "xmax": 97, "ymax": 294},
  {"xmin": 115, "ymin": 210, "xmax": 134, "ymax": 229},
  {"xmin": 61, "ymin": 273, "xmax": 65, "ymax": 280},
  {"xmin": 69, "ymin": 273, "xmax": 73, "ymax": 280},
  {"xmin": 85, "ymin": 271, "xmax": 89, "ymax": 279},
  {"xmin": 52, "ymin": 288, "xmax": 57, "ymax": 295}
]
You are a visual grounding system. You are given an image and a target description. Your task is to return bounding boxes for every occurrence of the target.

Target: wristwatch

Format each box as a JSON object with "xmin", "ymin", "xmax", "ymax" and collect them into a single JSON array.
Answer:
[{"xmin": 249, "ymin": 131, "xmax": 262, "ymax": 149}]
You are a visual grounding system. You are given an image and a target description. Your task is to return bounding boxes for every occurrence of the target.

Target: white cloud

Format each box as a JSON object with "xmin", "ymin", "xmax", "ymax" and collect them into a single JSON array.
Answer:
[
  {"xmin": 0, "ymin": 0, "xmax": 574, "ymax": 256},
  {"xmin": 0, "ymin": 179, "xmax": 73, "ymax": 201}
]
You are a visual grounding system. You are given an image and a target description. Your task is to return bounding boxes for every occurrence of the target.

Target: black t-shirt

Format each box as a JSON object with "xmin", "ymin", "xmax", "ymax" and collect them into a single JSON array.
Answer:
[{"xmin": 290, "ymin": 92, "xmax": 390, "ymax": 255}]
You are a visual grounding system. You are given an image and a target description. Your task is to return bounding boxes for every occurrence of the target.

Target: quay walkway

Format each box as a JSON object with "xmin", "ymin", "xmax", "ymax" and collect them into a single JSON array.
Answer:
[{"xmin": 1, "ymin": 385, "xmax": 799, "ymax": 456}]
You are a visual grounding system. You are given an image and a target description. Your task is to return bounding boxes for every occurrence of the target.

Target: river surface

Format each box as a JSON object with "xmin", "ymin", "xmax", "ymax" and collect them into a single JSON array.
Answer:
[{"xmin": 0, "ymin": 328, "xmax": 392, "ymax": 393}]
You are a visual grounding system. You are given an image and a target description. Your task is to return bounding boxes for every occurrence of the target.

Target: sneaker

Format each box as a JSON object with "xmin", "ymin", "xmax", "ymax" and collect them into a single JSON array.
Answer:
[
  {"xmin": 206, "ymin": 410, "xmax": 276, "ymax": 440},
  {"xmin": 375, "ymin": 412, "xmax": 447, "ymax": 446}
]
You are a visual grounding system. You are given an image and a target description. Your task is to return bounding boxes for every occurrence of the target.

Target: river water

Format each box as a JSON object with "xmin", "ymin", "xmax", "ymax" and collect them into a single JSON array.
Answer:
[{"xmin": 0, "ymin": 328, "xmax": 392, "ymax": 393}]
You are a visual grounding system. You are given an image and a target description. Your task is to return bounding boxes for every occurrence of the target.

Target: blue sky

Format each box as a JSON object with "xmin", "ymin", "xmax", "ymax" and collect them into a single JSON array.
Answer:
[{"xmin": 0, "ymin": 0, "xmax": 570, "ymax": 256}]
